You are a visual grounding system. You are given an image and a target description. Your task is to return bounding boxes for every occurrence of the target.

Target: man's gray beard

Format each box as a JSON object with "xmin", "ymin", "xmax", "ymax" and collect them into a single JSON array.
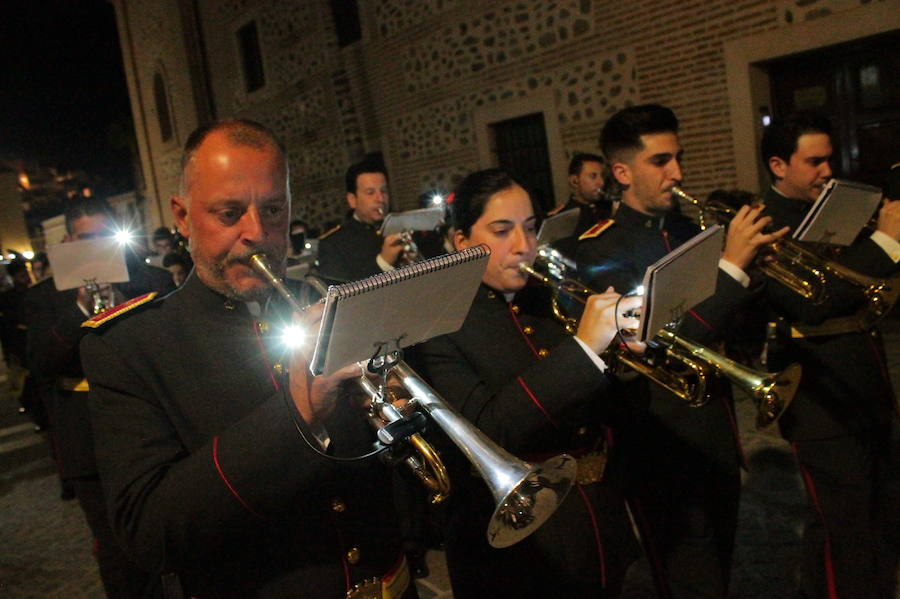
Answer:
[{"xmin": 203, "ymin": 253, "xmax": 284, "ymax": 303}]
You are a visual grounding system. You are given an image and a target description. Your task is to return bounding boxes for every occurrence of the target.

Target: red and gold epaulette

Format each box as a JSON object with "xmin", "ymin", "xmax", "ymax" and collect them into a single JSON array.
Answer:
[
  {"xmin": 578, "ymin": 219, "xmax": 615, "ymax": 241},
  {"xmin": 319, "ymin": 224, "xmax": 341, "ymax": 239},
  {"xmin": 81, "ymin": 292, "xmax": 158, "ymax": 329}
]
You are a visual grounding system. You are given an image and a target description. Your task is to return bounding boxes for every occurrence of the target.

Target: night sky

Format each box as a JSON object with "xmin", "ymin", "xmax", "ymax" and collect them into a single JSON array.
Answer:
[{"xmin": 0, "ymin": 0, "xmax": 135, "ymax": 193}]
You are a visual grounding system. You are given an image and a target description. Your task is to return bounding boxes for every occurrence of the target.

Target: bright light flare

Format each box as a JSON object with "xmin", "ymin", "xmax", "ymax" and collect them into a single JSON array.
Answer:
[
  {"xmin": 630, "ymin": 285, "xmax": 645, "ymax": 297},
  {"xmin": 114, "ymin": 229, "xmax": 135, "ymax": 245},
  {"xmin": 429, "ymin": 194, "xmax": 445, "ymax": 206},
  {"xmin": 22, "ymin": 251, "xmax": 34, "ymax": 260},
  {"xmin": 281, "ymin": 324, "xmax": 307, "ymax": 350}
]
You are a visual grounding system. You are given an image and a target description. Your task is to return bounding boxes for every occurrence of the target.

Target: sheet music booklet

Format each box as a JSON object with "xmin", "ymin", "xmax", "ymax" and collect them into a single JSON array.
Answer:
[
  {"xmin": 537, "ymin": 209, "xmax": 580, "ymax": 245},
  {"xmin": 310, "ymin": 245, "xmax": 490, "ymax": 376},
  {"xmin": 380, "ymin": 206, "xmax": 445, "ymax": 236},
  {"xmin": 46, "ymin": 238, "xmax": 130, "ymax": 291},
  {"xmin": 793, "ymin": 179, "xmax": 882, "ymax": 246},
  {"xmin": 638, "ymin": 225, "xmax": 724, "ymax": 342}
]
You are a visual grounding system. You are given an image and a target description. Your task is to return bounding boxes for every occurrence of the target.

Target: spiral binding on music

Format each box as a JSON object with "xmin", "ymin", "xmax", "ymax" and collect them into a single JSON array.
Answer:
[{"xmin": 329, "ymin": 245, "xmax": 491, "ymax": 299}]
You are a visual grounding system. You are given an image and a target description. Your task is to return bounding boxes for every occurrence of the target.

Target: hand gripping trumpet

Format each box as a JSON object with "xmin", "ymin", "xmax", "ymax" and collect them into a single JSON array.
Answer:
[
  {"xmin": 519, "ymin": 250, "xmax": 800, "ymax": 428},
  {"xmin": 672, "ymin": 185, "xmax": 899, "ymax": 325},
  {"xmin": 249, "ymin": 253, "xmax": 576, "ymax": 548}
]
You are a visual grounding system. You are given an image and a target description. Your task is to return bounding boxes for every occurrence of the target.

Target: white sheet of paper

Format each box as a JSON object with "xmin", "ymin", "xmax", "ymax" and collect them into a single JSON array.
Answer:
[
  {"xmin": 311, "ymin": 247, "xmax": 489, "ymax": 376},
  {"xmin": 639, "ymin": 226, "xmax": 724, "ymax": 342},
  {"xmin": 794, "ymin": 179, "xmax": 882, "ymax": 246},
  {"xmin": 537, "ymin": 209, "xmax": 580, "ymax": 245},
  {"xmin": 380, "ymin": 207, "xmax": 445, "ymax": 236},
  {"xmin": 46, "ymin": 238, "xmax": 130, "ymax": 291}
]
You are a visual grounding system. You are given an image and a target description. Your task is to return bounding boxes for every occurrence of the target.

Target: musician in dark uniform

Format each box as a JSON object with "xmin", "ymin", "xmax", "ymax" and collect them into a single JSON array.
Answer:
[
  {"xmin": 551, "ymin": 153, "xmax": 613, "ymax": 232},
  {"xmin": 80, "ymin": 120, "xmax": 417, "ymax": 599},
  {"xmin": 574, "ymin": 104, "xmax": 787, "ymax": 599},
  {"xmin": 413, "ymin": 168, "xmax": 644, "ymax": 598},
  {"xmin": 25, "ymin": 196, "xmax": 173, "ymax": 598},
  {"xmin": 759, "ymin": 114, "xmax": 900, "ymax": 599},
  {"xmin": 316, "ymin": 159, "xmax": 405, "ymax": 282}
]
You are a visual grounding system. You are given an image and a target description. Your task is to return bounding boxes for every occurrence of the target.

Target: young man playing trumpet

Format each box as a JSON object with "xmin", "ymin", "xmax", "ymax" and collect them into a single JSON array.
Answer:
[
  {"xmin": 760, "ymin": 114, "xmax": 900, "ymax": 599},
  {"xmin": 575, "ymin": 104, "xmax": 787, "ymax": 599},
  {"xmin": 80, "ymin": 120, "xmax": 418, "ymax": 599}
]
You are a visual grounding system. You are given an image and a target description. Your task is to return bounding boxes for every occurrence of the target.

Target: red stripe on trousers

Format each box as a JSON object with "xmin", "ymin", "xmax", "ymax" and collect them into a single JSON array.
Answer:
[{"xmin": 791, "ymin": 442, "xmax": 839, "ymax": 599}]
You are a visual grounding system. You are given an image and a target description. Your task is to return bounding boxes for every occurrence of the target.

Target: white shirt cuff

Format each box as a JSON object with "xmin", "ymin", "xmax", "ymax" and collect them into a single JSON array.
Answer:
[
  {"xmin": 573, "ymin": 336, "xmax": 608, "ymax": 373},
  {"xmin": 718, "ymin": 259, "xmax": 750, "ymax": 288},
  {"xmin": 870, "ymin": 230, "xmax": 900, "ymax": 263},
  {"xmin": 376, "ymin": 254, "xmax": 395, "ymax": 272}
]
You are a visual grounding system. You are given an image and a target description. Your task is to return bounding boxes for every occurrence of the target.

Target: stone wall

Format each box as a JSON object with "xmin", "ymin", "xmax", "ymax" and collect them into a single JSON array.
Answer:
[{"xmin": 117, "ymin": 0, "xmax": 892, "ymax": 228}]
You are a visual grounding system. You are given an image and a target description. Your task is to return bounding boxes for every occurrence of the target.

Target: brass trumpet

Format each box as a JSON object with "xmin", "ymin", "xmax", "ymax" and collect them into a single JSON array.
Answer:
[
  {"xmin": 519, "ymin": 255, "xmax": 800, "ymax": 428},
  {"xmin": 672, "ymin": 185, "xmax": 899, "ymax": 326},
  {"xmin": 250, "ymin": 253, "xmax": 576, "ymax": 548}
]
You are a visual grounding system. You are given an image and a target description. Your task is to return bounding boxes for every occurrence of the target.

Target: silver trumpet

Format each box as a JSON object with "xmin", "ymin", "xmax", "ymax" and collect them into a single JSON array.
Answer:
[{"xmin": 249, "ymin": 252, "xmax": 576, "ymax": 548}]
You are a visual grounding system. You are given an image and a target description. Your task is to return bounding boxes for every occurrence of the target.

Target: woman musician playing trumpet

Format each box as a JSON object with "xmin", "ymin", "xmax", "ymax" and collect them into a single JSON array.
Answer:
[{"xmin": 411, "ymin": 169, "xmax": 644, "ymax": 598}]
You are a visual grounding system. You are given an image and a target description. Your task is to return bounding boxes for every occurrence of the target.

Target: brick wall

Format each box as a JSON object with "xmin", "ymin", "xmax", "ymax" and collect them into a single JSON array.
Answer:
[{"xmin": 118, "ymin": 0, "xmax": 892, "ymax": 228}]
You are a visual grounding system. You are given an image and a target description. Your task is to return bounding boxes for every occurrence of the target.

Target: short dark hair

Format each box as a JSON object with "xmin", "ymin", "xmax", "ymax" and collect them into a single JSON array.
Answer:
[
  {"xmin": 600, "ymin": 104, "xmax": 679, "ymax": 163},
  {"xmin": 760, "ymin": 113, "xmax": 832, "ymax": 181},
  {"xmin": 180, "ymin": 119, "xmax": 286, "ymax": 194},
  {"xmin": 64, "ymin": 196, "xmax": 114, "ymax": 235},
  {"xmin": 568, "ymin": 152, "xmax": 605, "ymax": 177},
  {"xmin": 6, "ymin": 259, "xmax": 28, "ymax": 278},
  {"xmin": 451, "ymin": 168, "xmax": 523, "ymax": 236},
  {"xmin": 152, "ymin": 226, "xmax": 173, "ymax": 243},
  {"xmin": 345, "ymin": 158, "xmax": 388, "ymax": 195}
]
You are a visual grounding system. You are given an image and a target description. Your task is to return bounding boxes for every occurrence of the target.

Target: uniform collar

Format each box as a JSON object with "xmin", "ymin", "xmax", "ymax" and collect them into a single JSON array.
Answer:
[
  {"xmin": 346, "ymin": 212, "xmax": 381, "ymax": 232},
  {"xmin": 765, "ymin": 185, "xmax": 810, "ymax": 215},
  {"xmin": 178, "ymin": 269, "xmax": 260, "ymax": 318},
  {"xmin": 615, "ymin": 201, "xmax": 667, "ymax": 230}
]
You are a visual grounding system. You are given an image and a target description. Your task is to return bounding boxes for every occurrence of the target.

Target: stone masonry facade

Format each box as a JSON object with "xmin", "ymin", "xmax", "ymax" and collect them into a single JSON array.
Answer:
[{"xmin": 114, "ymin": 0, "xmax": 892, "ymax": 229}]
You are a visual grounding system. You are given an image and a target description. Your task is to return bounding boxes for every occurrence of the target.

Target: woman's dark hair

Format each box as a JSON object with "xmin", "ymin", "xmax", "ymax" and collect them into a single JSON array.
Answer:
[{"xmin": 451, "ymin": 168, "xmax": 521, "ymax": 236}]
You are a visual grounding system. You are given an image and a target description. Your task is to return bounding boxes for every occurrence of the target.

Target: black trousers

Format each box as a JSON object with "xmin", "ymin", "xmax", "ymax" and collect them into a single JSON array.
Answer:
[
  {"xmin": 623, "ymin": 395, "xmax": 742, "ymax": 599},
  {"xmin": 790, "ymin": 429, "xmax": 899, "ymax": 599},
  {"xmin": 71, "ymin": 476, "xmax": 158, "ymax": 599}
]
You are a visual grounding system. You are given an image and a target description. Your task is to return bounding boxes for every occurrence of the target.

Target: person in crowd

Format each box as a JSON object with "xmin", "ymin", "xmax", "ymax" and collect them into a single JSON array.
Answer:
[
  {"xmin": 575, "ymin": 104, "xmax": 786, "ymax": 599},
  {"xmin": 162, "ymin": 252, "xmax": 191, "ymax": 287},
  {"xmin": 759, "ymin": 114, "xmax": 899, "ymax": 599},
  {"xmin": 316, "ymin": 159, "xmax": 404, "ymax": 282},
  {"xmin": 151, "ymin": 226, "xmax": 175, "ymax": 257},
  {"xmin": 25, "ymin": 196, "xmax": 173, "ymax": 598},
  {"xmin": 413, "ymin": 167, "xmax": 644, "ymax": 598},
  {"xmin": 550, "ymin": 152, "xmax": 613, "ymax": 231},
  {"xmin": 30, "ymin": 251, "xmax": 51, "ymax": 282},
  {"xmin": 0, "ymin": 259, "xmax": 43, "ymax": 427},
  {"xmin": 80, "ymin": 119, "xmax": 418, "ymax": 599}
]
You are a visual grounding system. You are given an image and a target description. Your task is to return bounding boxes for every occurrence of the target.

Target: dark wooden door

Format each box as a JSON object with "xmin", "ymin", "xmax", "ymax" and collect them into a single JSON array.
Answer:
[
  {"xmin": 768, "ymin": 31, "xmax": 900, "ymax": 186},
  {"xmin": 491, "ymin": 112, "xmax": 556, "ymax": 212}
]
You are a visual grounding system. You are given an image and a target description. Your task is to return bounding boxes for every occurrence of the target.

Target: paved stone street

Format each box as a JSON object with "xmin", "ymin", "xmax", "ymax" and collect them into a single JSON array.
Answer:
[{"xmin": 1, "ymin": 315, "xmax": 898, "ymax": 598}]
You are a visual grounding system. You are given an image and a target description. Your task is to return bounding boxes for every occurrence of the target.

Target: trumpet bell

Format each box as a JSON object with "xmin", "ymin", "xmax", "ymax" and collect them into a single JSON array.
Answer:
[
  {"xmin": 487, "ymin": 454, "xmax": 576, "ymax": 549},
  {"xmin": 394, "ymin": 362, "xmax": 576, "ymax": 548}
]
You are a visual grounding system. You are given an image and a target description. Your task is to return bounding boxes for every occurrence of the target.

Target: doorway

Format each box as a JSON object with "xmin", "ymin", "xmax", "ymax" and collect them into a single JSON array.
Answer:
[{"xmin": 766, "ymin": 31, "xmax": 900, "ymax": 186}]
